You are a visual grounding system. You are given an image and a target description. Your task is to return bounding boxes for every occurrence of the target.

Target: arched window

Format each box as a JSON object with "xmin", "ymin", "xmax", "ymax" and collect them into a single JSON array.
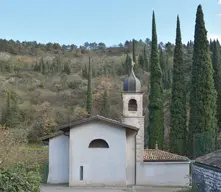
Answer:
[
  {"xmin": 88, "ymin": 139, "xmax": 109, "ymax": 148},
  {"xmin": 128, "ymin": 99, "xmax": 137, "ymax": 111}
]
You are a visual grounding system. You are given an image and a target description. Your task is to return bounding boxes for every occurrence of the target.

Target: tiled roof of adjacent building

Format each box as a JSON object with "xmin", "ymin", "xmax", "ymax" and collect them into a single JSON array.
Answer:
[
  {"xmin": 143, "ymin": 149, "xmax": 190, "ymax": 161},
  {"xmin": 195, "ymin": 149, "xmax": 221, "ymax": 169}
]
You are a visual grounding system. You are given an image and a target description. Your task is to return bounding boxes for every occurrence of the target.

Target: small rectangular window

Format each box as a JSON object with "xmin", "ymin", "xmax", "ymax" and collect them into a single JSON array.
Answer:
[{"xmin": 80, "ymin": 166, "xmax": 83, "ymax": 180}]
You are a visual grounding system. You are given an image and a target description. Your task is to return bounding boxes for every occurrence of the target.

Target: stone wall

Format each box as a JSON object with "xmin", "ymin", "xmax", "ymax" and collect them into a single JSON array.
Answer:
[{"xmin": 192, "ymin": 163, "xmax": 221, "ymax": 191}]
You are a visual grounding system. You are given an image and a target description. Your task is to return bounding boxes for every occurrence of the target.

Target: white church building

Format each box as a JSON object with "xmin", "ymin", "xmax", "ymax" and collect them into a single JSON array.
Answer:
[{"xmin": 41, "ymin": 61, "xmax": 190, "ymax": 187}]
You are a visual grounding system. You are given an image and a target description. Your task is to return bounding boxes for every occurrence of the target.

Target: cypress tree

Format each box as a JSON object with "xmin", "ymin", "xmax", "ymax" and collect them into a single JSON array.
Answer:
[
  {"xmin": 139, "ymin": 55, "xmax": 144, "ymax": 71},
  {"xmin": 188, "ymin": 5, "xmax": 217, "ymax": 158},
  {"xmin": 133, "ymin": 39, "xmax": 136, "ymax": 63},
  {"xmin": 159, "ymin": 47, "xmax": 164, "ymax": 72},
  {"xmin": 212, "ymin": 40, "xmax": 221, "ymax": 147},
  {"xmin": 132, "ymin": 39, "xmax": 139, "ymax": 74},
  {"xmin": 143, "ymin": 45, "xmax": 149, "ymax": 71},
  {"xmin": 147, "ymin": 12, "xmax": 164, "ymax": 149},
  {"xmin": 1, "ymin": 91, "xmax": 21, "ymax": 128},
  {"xmin": 63, "ymin": 62, "xmax": 71, "ymax": 75},
  {"xmin": 86, "ymin": 56, "xmax": 92, "ymax": 114},
  {"xmin": 100, "ymin": 90, "xmax": 110, "ymax": 117},
  {"xmin": 169, "ymin": 16, "xmax": 187, "ymax": 155},
  {"xmin": 124, "ymin": 53, "xmax": 131, "ymax": 75}
]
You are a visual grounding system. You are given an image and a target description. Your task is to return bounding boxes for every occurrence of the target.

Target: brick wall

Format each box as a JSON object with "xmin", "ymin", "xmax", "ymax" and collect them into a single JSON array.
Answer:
[{"xmin": 192, "ymin": 163, "xmax": 221, "ymax": 191}]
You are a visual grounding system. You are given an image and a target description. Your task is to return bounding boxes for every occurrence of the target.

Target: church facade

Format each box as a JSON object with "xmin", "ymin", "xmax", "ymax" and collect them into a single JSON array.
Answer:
[{"xmin": 41, "ymin": 60, "xmax": 190, "ymax": 187}]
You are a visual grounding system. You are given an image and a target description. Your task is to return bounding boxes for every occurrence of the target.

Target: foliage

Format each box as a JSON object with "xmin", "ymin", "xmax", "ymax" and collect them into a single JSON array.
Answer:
[
  {"xmin": 132, "ymin": 39, "xmax": 140, "ymax": 75},
  {"xmin": 73, "ymin": 106, "xmax": 88, "ymax": 119},
  {"xmin": 86, "ymin": 56, "xmax": 92, "ymax": 114},
  {"xmin": 188, "ymin": 5, "xmax": 217, "ymax": 158},
  {"xmin": 1, "ymin": 90, "xmax": 22, "ymax": 128},
  {"xmin": 193, "ymin": 131, "xmax": 216, "ymax": 158},
  {"xmin": 122, "ymin": 53, "xmax": 131, "ymax": 75},
  {"xmin": 100, "ymin": 90, "xmax": 110, "ymax": 117},
  {"xmin": 27, "ymin": 102, "xmax": 57, "ymax": 143},
  {"xmin": 162, "ymin": 43, "xmax": 174, "ymax": 89},
  {"xmin": 211, "ymin": 40, "xmax": 221, "ymax": 148},
  {"xmin": 143, "ymin": 45, "xmax": 149, "ymax": 71},
  {"xmin": 62, "ymin": 61, "xmax": 71, "ymax": 75},
  {"xmin": 34, "ymin": 57, "xmax": 71, "ymax": 75},
  {"xmin": 147, "ymin": 12, "xmax": 164, "ymax": 149},
  {"xmin": 0, "ymin": 127, "xmax": 24, "ymax": 166},
  {"xmin": 169, "ymin": 16, "xmax": 187, "ymax": 155},
  {"xmin": 0, "ymin": 7, "xmax": 219, "ymax": 160},
  {"xmin": 0, "ymin": 164, "xmax": 41, "ymax": 192}
]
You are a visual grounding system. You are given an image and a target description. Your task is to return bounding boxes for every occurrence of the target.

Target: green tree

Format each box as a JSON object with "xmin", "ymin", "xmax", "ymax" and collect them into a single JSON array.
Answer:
[
  {"xmin": 163, "ymin": 43, "xmax": 173, "ymax": 89},
  {"xmin": 39, "ymin": 57, "xmax": 44, "ymax": 74},
  {"xmin": 82, "ymin": 64, "xmax": 88, "ymax": 78},
  {"xmin": 132, "ymin": 39, "xmax": 140, "ymax": 74},
  {"xmin": 139, "ymin": 55, "xmax": 144, "ymax": 71},
  {"xmin": 143, "ymin": 45, "xmax": 149, "ymax": 71},
  {"xmin": 63, "ymin": 61, "xmax": 71, "ymax": 75},
  {"xmin": 183, "ymin": 41, "xmax": 194, "ymax": 96},
  {"xmin": 86, "ymin": 56, "xmax": 92, "ymax": 114},
  {"xmin": 147, "ymin": 12, "xmax": 164, "ymax": 149},
  {"xmin": 211, "ymin": 40, "xmax": 221, "ymax": 148},
  {"xmin": 188, "ymin": 5, "xmax": 217, "ymax": 158},
  {"xmin": 133, "ymin": 39, "xmax": 136, "ymax": 63},
  {"xmin": 159, "ymin": 46, "xmax": 164, "ymax": 73},
  {"xmin": 169, "ymin": 16, "xmax": 187, "ymax": 155},
  {"xmin": 123, "ymin": 53, "xmax": 131, "ymax": 75},
  {"xmin": 100, "ymin": 90, "xmax": 110, "ymax": 117},
  {"xmin": 1, "ymin": 90, "xmax": 21, "ymax": 128}
]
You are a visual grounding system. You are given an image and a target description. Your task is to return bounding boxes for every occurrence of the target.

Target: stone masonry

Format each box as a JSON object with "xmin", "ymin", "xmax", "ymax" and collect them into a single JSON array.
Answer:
[{"xmin": 192, "ymin": 163, "xmax": 221, "ymax": 191}]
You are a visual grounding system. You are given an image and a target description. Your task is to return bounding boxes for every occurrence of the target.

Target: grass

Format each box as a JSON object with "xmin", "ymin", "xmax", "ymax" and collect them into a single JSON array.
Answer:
[
  {"xmin": 19, "ymin": 143, "xmax": 49, "ymax": 151},
  {"xmin": 1, "ymin": 143, "xmax": 48, "ymax": 168}
]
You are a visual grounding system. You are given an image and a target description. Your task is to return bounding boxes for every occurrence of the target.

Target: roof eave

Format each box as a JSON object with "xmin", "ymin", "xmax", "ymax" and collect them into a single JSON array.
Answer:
[
  {"xmin": 144, "ymin": 159, "xmax": 190, "ymax": 162},
  {"xmin": 59, "ymin": 115, "xmax": 139, "ymax": 132}
]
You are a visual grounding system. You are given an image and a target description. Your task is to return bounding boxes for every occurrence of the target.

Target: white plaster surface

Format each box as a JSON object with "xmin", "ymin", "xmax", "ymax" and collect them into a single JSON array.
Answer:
[
  {"xmin": 136, "ymin": 162, "xmax": 190, "ymax": 187},
  {"xmin": 69, "ymin": 121, "xmax": 127, "ymax": 186},
  {"xmin": 47, "ymin": 134, "xmax": 69, "ymax": 184},
  {"xmin": 126, "ymin": 131, "xmax": 136, "ymax": 185}
]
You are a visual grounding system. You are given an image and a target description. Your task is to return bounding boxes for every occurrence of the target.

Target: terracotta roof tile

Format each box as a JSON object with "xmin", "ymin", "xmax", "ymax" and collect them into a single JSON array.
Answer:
[{"xmin": 143, "ymin": 149, "xmax": 189, "ymax": 161}]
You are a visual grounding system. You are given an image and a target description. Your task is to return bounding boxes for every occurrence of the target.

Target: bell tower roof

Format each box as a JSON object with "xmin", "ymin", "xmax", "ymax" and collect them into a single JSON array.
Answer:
[{"xmin": 123, "ymin": 55, "xmax": 141, "ymax": 92}]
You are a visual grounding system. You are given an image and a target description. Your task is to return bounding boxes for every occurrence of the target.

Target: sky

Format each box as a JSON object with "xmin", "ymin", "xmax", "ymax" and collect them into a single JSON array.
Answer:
[{"xmin": 0, "ymin": 0, "xmax": 220, "ymax": 47}]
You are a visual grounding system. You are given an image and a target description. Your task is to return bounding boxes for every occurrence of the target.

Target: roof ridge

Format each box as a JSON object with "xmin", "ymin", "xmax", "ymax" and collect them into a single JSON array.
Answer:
[{"xmin": 143, "ymin": 148, "xmax": 189, "ymax": 161}]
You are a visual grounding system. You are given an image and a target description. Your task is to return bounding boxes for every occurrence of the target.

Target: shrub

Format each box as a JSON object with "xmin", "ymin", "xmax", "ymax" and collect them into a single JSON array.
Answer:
[
  {"xmin": 67, "ymin": 80, "xmax": 82, "ymax": 89},
  {"xmin": 0, "ymin": 164, "xmax": 41, "ymax": 192}
]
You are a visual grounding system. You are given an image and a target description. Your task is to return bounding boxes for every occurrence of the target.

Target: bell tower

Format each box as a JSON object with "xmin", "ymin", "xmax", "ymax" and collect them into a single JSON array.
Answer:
[{"xmin": 121, "ymin": 57, "xmax": 144, "ymax": 163}]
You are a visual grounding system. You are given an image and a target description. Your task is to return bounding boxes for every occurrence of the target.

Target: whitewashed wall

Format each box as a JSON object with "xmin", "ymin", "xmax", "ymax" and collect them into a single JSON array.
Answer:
[
  {"xmin": 47, "ymin": 134, "xmax": 69, "ymax": 184},
  {"xmin": 69, "ymin": 121, "xmax": 127, "ymax": 187},
  {"xmin": 126, "ymin": 131, "xmax": 136, "ymax": 185},
  {"xmin": 136, "ymin": 161, "xmax": 190, "ymax": 187}
]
